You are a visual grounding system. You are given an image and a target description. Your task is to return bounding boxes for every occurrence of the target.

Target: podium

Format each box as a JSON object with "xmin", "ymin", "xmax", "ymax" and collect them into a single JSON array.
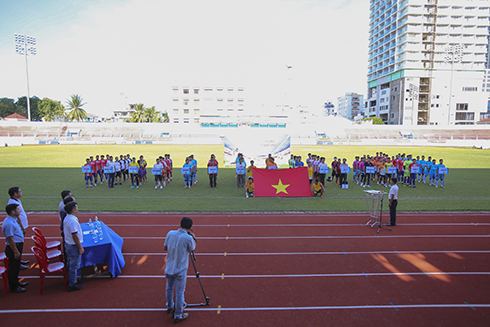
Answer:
[{"xmin": 364, "ymin": 190, "xmax": 391, "ymax": 234}]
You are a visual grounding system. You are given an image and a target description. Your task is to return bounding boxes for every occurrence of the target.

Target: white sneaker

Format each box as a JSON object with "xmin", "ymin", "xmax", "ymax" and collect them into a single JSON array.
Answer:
[
  {"xmin": 155, "ymin": 186, "xmax": 158, "ymax": 189},
  {"xmin": 160, "ymin": 185, "xmax": 163, "ymax": 189}
]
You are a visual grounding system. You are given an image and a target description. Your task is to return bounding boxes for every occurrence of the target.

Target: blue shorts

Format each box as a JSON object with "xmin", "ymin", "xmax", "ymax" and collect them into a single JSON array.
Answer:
[
  {"xmin": 429, "ymin": 173, "xmax": 436, "ymax": 179},
  {"xmin": 438, "ymin": 174, "xmax": 445, "ymax": 180}
]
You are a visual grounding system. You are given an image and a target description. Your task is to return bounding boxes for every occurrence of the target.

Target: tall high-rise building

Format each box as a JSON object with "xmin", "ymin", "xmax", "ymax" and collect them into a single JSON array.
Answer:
[{"xmin": 367, "ymin": 0, "xmax": 490, "ymax": 125}]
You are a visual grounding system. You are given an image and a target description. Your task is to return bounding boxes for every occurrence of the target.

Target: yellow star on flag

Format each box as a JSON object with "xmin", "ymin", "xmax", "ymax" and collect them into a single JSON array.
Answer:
[{"xmin": 271, "ymin": 179, "xmax": 290, "ymax": 194}]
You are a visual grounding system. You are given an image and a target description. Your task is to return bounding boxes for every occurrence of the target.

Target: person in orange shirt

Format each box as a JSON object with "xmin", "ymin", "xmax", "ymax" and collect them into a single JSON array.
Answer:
[
  {"xmin": 311, "ymin": 178, "xmax": 325, "ymax": 198},
  {"xmin": 307, "ymin": 161, "xmax": 314, "ymax": 184},
  {"xmin": 245, "ymin": 177, "xmax": 254, "ymax": 198},
  {"xmin": 265, "ymin": 154, "xmax": 273, "ymax": 167},
  {"xmin": 267, "ymin": 157, "xmax": 278, "ymax": 169},
  {"xmin": 247, "ymin": 160, "xmax": 255, "ymax": 178}
]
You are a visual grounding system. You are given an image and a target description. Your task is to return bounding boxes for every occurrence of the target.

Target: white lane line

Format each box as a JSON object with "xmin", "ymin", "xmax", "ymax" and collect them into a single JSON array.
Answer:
[
  {"xmin": 25, "ymin": 223, "xmax": 490, "ymax": 227},
  {"xmin": 40, "ymin": 234, "xmax": 486, "ymax": 240},
  {"xmin": 19, "ymin": 250, "xmax": 490, "ymax": 258},
  {"xmin": 122, "ymin": 250, "xmax": 490, "ymax": 256},
  {"xmin": 21, "ymin": 271, "xmax": 490, "ymax": 279},
  {"xmin": 2, "ymin": 303, "xmax": 490, "ymax": 314}
]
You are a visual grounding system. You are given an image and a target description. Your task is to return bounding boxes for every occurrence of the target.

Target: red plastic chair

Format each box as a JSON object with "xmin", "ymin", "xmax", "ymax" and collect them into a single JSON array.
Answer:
[
  {"xmin": 31, "ymin": 235, "xmax": 63, "ymax": 262},
  {"xmin": 32, "ymin": 227, "xmax": 61, "ymax": 251},
  {"xmin": 31, "ymin": 246, "xmax": 67, "ymax": 295},
  {"xmin": 0, "ymin": 253, "xmax": 8, "ymax": 297}
]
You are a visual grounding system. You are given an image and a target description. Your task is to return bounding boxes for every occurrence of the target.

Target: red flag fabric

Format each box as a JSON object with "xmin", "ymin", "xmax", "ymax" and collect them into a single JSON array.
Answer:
[{"xmin": 253, "ymin": 167, "xmax": 312, "ymax": 197}]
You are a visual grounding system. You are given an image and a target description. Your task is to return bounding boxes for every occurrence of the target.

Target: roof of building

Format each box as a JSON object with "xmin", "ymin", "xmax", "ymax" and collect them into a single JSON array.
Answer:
[
  {"xmin": 477, "ymin": 117, "xmax": 490, "ymax": 124},
  {"xmin": 3, "ymin": 113, "xmax": 28, "ymax": 120}
]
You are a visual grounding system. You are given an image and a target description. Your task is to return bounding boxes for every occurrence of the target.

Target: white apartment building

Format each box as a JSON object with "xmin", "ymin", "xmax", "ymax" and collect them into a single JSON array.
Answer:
[
  {"xmin": 337, "ymin": 93, "xmax": 364, "ymax": 120},
  {"xmin": 368, "ymin": 0, "xmax": 490, "ymax": 125},
  {"xmin": 170, "ymin": 86, "xmax": 246, "ymax": 125}
]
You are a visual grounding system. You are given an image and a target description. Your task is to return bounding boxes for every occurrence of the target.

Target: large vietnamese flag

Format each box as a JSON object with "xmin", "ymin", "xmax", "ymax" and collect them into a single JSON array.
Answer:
[{"xmin": 253, "ymin": 167, "xmax": 312, "ymax": 197}]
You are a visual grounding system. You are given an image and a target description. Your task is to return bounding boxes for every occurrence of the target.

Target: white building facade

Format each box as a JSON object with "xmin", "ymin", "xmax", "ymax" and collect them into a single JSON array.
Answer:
[
  {"xmin": 368, "ymin": 0, "xmax": 490, "ymax": 125},
  {"xmin": 170, "ymin": 86, "xmax": 246, "ymax": 125},
  {"xmin": 337, "ymin": 93, "xmax": 364, "ymax": 120}
]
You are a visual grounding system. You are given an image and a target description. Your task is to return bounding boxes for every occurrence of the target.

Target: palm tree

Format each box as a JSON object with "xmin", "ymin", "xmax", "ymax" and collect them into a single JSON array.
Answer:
[
  {"xmin": 66, "ymin": 94, "xmax": 88, "ymax": 122},
  {"xmin": 162, "ymin": 112, "xmax": 169, "ymax": 123},
  {"xmin": 144, "ymin": 106, "xmax": 162, "ymax": 123},
  {"xmin": 129, "ymin": 104, "xmax": 145, "ymax": 122}
]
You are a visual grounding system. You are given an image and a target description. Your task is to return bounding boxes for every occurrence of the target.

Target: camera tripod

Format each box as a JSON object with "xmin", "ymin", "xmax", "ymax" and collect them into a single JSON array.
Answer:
[{"xmin": 186, "ymin": 251, "xmax": 211, "ymax": 307}]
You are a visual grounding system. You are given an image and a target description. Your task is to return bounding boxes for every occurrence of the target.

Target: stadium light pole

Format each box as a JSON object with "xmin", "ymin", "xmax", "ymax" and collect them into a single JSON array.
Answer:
[
  {"xmin": 14, "ymin": 33, "xmax": 36, "ymax": 121},
  {"xmin": 445, "ymin": 44, "xmax": 463, "ymax": 125}
]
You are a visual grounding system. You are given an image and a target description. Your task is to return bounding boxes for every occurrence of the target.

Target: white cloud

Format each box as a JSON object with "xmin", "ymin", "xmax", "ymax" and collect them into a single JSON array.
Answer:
[{"xmin": 0, "ymin": 0, "xmax": 369, "ymax": 116}]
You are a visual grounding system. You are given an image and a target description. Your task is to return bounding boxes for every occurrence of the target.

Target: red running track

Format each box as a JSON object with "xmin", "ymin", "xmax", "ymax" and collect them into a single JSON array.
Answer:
[{"xmin": 1, "ymin": 212, "xmax": 489, "ymax": 327}]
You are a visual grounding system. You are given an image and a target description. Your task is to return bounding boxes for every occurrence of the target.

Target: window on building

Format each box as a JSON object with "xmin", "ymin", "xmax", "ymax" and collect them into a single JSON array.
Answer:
[
  {"xmin": 194, "ymin": 89, "xmax": 199, "ymax": 94},
  {"xmin": 390, "ymin": 113, "xmax": 394, "ymax": 118},
  {"xmin": 183, "ymin": 118, "xmax": 190, "ymax": 124},
  {"xmin": 462, "ymin": 86, "xmax": 477, "ymax": 92},
  {"xmin": 456, "ymin": 112, "xmax": 474, "ymax": 120},
  {"xmin": 456, "ymin": 103, "xmax": 468, "ymax": 110},
  {"xmin": 194, "ymin": 118, "xmax": 199, "ymax": 123},
  {"xmin": 183, "ymin": 89, "xmax": 189, "ymax": 94},
  {"xmin": 173, "ymin": 118, "xmax": 179, "ymax": 123},
  {"xmin": 183, "ymin": 109, "xmax": 189, "ymax": 114}
]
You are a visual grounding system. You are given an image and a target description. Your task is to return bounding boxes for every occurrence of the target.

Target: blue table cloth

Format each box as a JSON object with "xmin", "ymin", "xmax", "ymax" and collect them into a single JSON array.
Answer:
[{"xmin": 80, "ymin": 221, "xmax": 125, "ymax": 278}]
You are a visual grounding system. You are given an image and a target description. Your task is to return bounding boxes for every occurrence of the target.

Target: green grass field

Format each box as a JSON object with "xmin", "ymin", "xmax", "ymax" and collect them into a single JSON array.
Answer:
[{"xmin": 0, "ymin": 144, "xmax": 489, "ymax": 212}]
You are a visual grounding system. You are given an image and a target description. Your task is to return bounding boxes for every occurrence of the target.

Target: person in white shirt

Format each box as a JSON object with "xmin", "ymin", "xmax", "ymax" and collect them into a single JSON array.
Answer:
[
  {"xmin": 154, "ymin": 158, "xmax": 164, "ymax": 189},
  {"xmin": 63, "ymin": 201, "xmax": 85, "ymax": 292},
  {"xmin": 164, "ymin": 217, "xmax": 196, "ymax": 323},
  {"xmin": 387, "ymin": 177, "xmax": 399, "ymax": 226}
]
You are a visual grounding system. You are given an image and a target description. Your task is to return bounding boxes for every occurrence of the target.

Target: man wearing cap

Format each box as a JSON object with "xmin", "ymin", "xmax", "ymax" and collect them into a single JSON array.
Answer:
[{"xmin": 164, "ymin": 217, "xmax": 196, "ymax": 323}]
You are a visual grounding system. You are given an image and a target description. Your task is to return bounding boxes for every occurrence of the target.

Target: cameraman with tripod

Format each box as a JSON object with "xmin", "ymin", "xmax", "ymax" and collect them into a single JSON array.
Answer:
[{"xmin": 164, "ymin": 217, "xmax": 196, "ymax": 324}]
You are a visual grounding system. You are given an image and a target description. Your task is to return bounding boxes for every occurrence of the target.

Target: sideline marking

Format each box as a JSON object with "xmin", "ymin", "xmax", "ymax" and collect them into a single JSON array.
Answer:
[
  {"xmin": 62, "ymin": 234, "xmax": 490, "ymax": 241},
  {"xmin": 119, "ymin": 250, "xmax": 490, "ymax": 257},
  {"xmin": 23, "ymin": 271, "xmax": 490, "ymax": 280},
  {"xmin": 217, "ymin": 305, "xmax": 221, "ymax": 314},
  {"xmin": 2, "ymin": 303, "xmax": 490, "ymax": 314}
]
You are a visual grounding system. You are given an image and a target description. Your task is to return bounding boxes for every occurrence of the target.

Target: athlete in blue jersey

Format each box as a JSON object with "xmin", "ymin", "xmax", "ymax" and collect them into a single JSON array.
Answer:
[
  {"xmin": 428, "ymin": 159, "xmax": 437, "ymax": 186},
  {"xmin": 436, "ymin": 158, "xmax": 446, "ymax": 188}
]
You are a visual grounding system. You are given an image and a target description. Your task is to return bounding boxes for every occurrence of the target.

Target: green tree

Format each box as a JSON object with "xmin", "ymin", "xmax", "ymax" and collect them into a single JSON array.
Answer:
[
  {"xmin": 0, "ymin": 98, "xmax": 16, "ymax": 118},
  {"xmin": 128, "ymin": 104, "xmax": 146, "ymax": 122},
  {"xmin": 362, "ymin": 117, "xmax": 385, "ymax": 125},
  {"xmin": 144, "ymin": 106, "xmax": 162, "ymax": 123},
  {"xmin": 39, "ymin": 97, "xmax": 65, "ymax": 122},
  {"xmin": 162, "ymin": 112, "xmax": 169, "ymax": 123},
  {"xmin": 16, "ymin": 96, "xmax": 42, "ymax": 120},
  {"xmin": 66, "ymin": 94, "xmax": 87, "ymax": 122}
]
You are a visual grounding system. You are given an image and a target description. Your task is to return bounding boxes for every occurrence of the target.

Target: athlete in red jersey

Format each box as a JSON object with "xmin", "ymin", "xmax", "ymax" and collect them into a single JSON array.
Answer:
[
  {"xmin": 100, "ymin": 155, "xmax": 107, "ymax": 182},
  {"xmin": 89, "ymin": 156, "xmax": 98, "ymax": 186}
]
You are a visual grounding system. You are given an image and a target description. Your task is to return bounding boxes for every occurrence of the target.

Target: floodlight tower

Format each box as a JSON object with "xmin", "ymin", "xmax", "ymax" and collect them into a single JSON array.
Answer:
[
  {"xmin": 444, "ymin": 45, "xmax": 463, "ymax": 125},
  {"xmin": 14, "ymin": 33, "xmax": 37, "ymax": 121}
]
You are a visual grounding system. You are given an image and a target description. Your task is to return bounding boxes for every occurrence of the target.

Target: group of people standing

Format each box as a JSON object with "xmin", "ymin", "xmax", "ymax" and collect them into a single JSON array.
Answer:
[
  {"xmin": 1, "ymin": 187, "xmax": 86, "ymax": 294},
  {"xmin": 82, "ymin": 154, "xmax": 174, "ymax": 189}
]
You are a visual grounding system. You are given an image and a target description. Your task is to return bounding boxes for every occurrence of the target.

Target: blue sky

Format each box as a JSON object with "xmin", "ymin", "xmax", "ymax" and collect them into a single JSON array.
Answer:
[{"xmin": 0, "ymin": 0, "xmax": 369, "ymax": 116}]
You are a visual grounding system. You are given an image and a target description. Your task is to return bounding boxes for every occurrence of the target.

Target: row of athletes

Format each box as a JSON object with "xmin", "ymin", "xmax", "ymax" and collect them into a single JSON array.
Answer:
[
  {"xmin": 82, "ymin": 154, "xmax": 174, "ymax": 188},
  {"xmin": 289, "ymin": 152, "xmax": 448, "ymax": 189},
  {"xmin": 351, "ymin": 153, "xmax": 447, "ymax": 188}
]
